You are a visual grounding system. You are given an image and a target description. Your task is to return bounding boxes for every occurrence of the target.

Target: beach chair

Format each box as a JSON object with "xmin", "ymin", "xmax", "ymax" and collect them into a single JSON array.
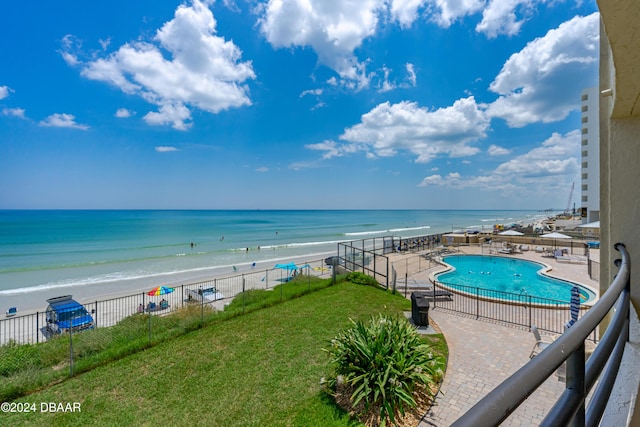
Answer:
[
  {"xmin": 6, "ymin": 307, "xmax": 17, "ymax": 317},
  {"xmin": 416, "ymin": 289, "xmax": 454, "ymax": 302},
  {"xmin": 529, "ymin": 325, "xmax": 553, "ymax": 358}
]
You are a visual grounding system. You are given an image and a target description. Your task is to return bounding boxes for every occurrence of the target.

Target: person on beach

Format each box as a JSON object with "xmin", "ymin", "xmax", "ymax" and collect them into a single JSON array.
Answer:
[{"xmin": 137, "ymin": 304, "xmax": 144, "ymax": 313}]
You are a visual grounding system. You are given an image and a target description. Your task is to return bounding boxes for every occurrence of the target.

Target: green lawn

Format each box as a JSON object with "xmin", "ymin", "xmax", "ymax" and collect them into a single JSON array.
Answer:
[{"xmin": 2, "ymin": 282, "xmax": 446, "ymax": 426}]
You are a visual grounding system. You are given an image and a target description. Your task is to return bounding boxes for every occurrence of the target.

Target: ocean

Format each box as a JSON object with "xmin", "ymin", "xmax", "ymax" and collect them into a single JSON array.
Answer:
[{"xmin": 0, "ymin": 209, "xmax": 549, "ymax": 311}]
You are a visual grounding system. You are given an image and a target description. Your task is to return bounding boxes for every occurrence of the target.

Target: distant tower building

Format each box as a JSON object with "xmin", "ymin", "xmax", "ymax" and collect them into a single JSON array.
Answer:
[{"xmin": 580, "ymin": 87, "xmax": 600, "ymax": 223}]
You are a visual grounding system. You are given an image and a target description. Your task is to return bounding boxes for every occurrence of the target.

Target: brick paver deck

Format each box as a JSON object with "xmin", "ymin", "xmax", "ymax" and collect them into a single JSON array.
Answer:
[
  {"xmin": 419, "ymin": 311, "xmax": 566, "ymax": 426},
  {"xmin": 406, "ymin": 246, "xmax": 600, "ymax": 426}
]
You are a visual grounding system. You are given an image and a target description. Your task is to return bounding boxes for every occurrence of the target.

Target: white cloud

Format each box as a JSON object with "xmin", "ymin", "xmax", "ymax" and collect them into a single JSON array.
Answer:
[
  {"xmin": 0, "ymin": 85, "xmax": 11, "ymax": 99},
  {"xmin": 60, "ymin": 35, "xmax": 81, "ymax": 66},
  {"xmin": 378, "ymin": 66, "xmax": 396, "ymax": 92},
  {"xmin": 376, "ymin": 64, "xmax": 418, "ymax": 92},
  {"xmin": 390, "ymin": 0, "xmax": 562, "ymax": 39},
  {"xmin": 300, "ymin": 88, "xmax": 323, "ymax": 97},
  {"xmin": 419, "ymin": 130, "xmax": 580, "ymax": 196},
  {"xmin": 476, "ymin": 0, "xmax": 535, "ymax": 38},
  {"xmin": 2, "ymin": 107, "xmax": 26, "ymax": 118},
  {"xmin": 486, "ymin": 13, "xmax": 599, "ymax": 127},
  {"xmin": 431, "ymin": 0, "xmax": 485, "ymax": 28},
  {"xmin": 288, "ymin": 160, "xmax": 326, "ymax": 170},
  {"xmin": 405, "ymin": 63, "xmax": 417, "ymax": 86},
  {"xmin": 115, "ymin": 108, "xmax": 135, "ymax": 118},
  {"xmin": 256, "ymin": 166, "xmax": 269, "ymax": 172},
  {"xmin": 390, "ymin": 0, "xmax": 427, "ymax": 28},
  {"xmin": 494, "ymin": 131, "xmax": 579, "ymax": 177},
  {"xmin": 98, "ymin": 37, "xmax": 111, "ymax": 51},
  {"xmin": 143, "ymin": 103, "xmax": 192, "ymax": 130},
  {"xmin": 66, "ymin": 0, "xmax": 255, "ymax": 130},
  {"xmin": 155, "ymin": 146, "xmax": 180, "ymax": 152},
  {"xmin": 321, "ymin": 97, "xmax": 489, "ymax": 163},
  {"xmin": 487, "ymin": 144, "xmax": 510, "ymax": 155},
  {"xmin": 258, "ymin": 0, "xmax": 385, "ymax": 90},
  {"xmin": 39, "ymin": 113, "xmax": 89, "ymax": 130},
  {"xmin": 305, "ymin": 139, "xmax": 364, "ymax": 160}
]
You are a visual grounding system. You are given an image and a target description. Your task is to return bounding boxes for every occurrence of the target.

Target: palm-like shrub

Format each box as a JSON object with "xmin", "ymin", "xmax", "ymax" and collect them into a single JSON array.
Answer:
[{"xmin": 323, "ymin": 315, "xmax": 444, "ymax": 426}]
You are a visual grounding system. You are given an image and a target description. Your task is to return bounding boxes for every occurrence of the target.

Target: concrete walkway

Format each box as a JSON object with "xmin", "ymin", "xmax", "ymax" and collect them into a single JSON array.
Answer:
[{"xmin": 419, "ymin": 310, "xmax": 567, "ymax": 426}]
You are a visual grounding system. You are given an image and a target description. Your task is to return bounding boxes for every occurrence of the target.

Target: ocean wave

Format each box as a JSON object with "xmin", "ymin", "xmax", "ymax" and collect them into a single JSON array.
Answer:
[
  {"xmin": 388, "ymin": 225, "xmax": 431, "ymax": 233},
  {"xmin": 344, "ymin": 225, "xmax": 430, "ymax": 236},
  {"xmin": 343, "ymin": 229, "xmax": 388, "ymax": 236},
  {"xmin": 232, "ymin": 238, "xmax": 345, "ymax": 251},
  {"xmin": 0, "ymin": 250, "xmax": 218, "ymax": 275}
]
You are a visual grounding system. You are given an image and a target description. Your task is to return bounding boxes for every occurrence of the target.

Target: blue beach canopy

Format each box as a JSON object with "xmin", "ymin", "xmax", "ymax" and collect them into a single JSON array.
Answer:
[{"xmin": 273, "ymin": 262, "xmax": 298, "ymax": 272}]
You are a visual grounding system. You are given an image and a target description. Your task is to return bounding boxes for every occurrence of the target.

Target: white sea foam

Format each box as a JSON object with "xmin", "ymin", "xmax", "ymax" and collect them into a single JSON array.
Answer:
[
  {"xmin": 388, "ymin": 225, "xmax": 431, "ymax": 233},
  {"xmin": 345, "ymin": 225, "xmax": 430, "ymax": 236},
  {"xmin": 344, "ymin": 229, "xmax": 388, "ymax": 236}
]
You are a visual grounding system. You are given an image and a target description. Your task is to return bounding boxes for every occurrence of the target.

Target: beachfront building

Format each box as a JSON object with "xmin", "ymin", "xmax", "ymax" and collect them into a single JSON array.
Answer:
[
  {"xmin": 590, "ymin": 0, "xmax": 640, "ymax": 423},
  {"xmin": 580, "ymin": 87, "xmax": 600, "ymax": 224}
]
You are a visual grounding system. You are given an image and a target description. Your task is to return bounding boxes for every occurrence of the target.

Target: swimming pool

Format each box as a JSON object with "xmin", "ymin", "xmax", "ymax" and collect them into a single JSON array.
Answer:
[{"xmin": 435, "ymin": 255, "xmax": 596, "ymax": 304}]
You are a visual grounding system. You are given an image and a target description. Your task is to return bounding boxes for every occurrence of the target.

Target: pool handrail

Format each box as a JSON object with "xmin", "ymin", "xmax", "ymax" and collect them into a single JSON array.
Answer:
[{"xmin": 451, "ymin": 243, "xmax": 630, "ymax": 426}]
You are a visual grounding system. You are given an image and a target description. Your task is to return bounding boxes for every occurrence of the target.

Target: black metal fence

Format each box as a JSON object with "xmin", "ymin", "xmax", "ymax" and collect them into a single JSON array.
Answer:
[
  {"xmin": 427, "ymin": 281, "xmax": 596, "ymax": 340},
  {"xmin": 452, "ymin": 243, "xmax": 630, "ymax": 426},
  {"xmin": 0, "ymin": 258, "xmax": 331, "ymax": 346},
  {"xmin": 337, "ymin": 235, "xmax": 597, "ymax": 339}
]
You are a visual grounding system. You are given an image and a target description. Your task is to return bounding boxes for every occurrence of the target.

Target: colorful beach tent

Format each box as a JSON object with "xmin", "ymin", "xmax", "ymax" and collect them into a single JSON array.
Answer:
[
  {"xmin": 147, "ymin": 286, "xmax": 174, "ymax": 296},
  {"xmin": 273, "ymin": 262, "xmax": 298, "ymax": 282},
  {"xmin": 273, "ymin": 262, "xmax": 298, "ymax": 272}
]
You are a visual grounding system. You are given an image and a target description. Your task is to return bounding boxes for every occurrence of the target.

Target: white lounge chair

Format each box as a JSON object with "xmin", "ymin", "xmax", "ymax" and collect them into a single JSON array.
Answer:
[{"xmin": 529, "ymin": 325, "xmax": 552, "ymax": 358}]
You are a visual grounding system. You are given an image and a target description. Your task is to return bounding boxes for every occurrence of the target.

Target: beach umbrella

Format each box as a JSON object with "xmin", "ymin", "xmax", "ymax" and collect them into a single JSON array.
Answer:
[
  {"xmin": 499, "ymin": 229, "xmax": 524, "ymax": 243},
  {"xmin": 499, "ymin": 230, "xmax": 524, "ymax": 236},
  {"xmin": 567, "ymin": 286, "xmax": 581, "ymax": 329},
  {"xmin": 541, "ymin": 231, "xmax": 572, "ymax": 250},
  {"xmin": 541, "ymin": 232, "xmax": 572, "ymax": 239},
  {"xmin": 147, "ymin": 286, "xmax": 174, "ymax": 296}
]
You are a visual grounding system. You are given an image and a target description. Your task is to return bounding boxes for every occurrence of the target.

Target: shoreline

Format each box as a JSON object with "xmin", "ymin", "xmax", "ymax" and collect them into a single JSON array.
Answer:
[
  {"xmin": 3, "ymin": 250, "xmax": 335, "ymax": 316},
  {"xmin": 0, "ymin": 210, "xmax": 563, "ymax": 317}
]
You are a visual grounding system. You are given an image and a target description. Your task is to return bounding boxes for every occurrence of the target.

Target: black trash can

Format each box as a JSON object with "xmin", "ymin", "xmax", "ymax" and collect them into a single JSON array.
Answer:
[{"xmin": 411, "ymin": 292, "xmax": 430, "ymax": 327}]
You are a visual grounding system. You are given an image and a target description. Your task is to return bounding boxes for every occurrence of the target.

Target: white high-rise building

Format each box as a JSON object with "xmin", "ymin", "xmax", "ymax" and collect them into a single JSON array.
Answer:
[{"xmin": 580, "ymin": 87, "xmax": 600, "ymax": 223}]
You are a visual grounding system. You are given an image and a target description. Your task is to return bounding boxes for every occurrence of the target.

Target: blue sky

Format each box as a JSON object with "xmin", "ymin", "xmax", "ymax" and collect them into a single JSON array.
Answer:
[{"xmin": 0, "ymin": 0, "xmax": 599, "ymax": 210}]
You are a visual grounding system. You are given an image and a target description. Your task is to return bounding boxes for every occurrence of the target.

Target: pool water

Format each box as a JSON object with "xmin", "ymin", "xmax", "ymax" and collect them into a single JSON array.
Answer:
[{"xmin": 436, "ymin": 255, "xmax": 596, "ymax": 304}]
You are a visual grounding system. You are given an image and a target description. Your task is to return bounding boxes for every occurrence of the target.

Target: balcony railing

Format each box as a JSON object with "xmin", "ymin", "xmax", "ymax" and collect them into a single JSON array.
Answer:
[{"xmin": 451, "ymin": 243, "xmax": 630, "ymax": 426}]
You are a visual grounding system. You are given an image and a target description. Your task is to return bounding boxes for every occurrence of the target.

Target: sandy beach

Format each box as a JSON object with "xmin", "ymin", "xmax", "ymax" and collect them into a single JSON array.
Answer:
[
  {"xmin": 1, "ymin": 252, "xmax": 336, "ymax": 345},
  {"xmin": 2, "ymin": 251, "xmax": 335, "ymax": 315},
  {"xmin": 1, "ymin": 236, "xmax": 601, "ymax": 347}
]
